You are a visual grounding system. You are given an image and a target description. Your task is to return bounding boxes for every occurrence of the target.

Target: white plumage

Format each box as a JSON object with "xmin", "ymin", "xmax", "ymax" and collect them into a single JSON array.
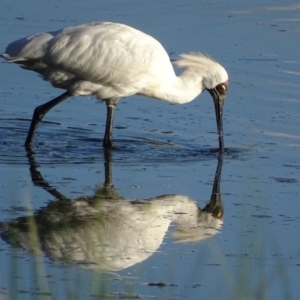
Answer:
[{"xmin": 2, "ymin": 21, "xmax": 229, "ymax": 151}]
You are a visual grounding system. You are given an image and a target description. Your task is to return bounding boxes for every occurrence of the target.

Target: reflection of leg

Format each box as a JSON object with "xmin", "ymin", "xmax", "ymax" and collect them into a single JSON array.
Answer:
[
  {"xmin": 103, "ymin": 149, "xmax": 113, "ymax": 187},
  {"xmin": 26, "ymin": 148, "xmax": 68, "ymax": 200},
  {"xmin": 25, "ymin": 91, "xmax": 72, "ymax": 146},
  {"xmin": 93, "ymin": 148, "xmax": 123, "ymax": 200}
]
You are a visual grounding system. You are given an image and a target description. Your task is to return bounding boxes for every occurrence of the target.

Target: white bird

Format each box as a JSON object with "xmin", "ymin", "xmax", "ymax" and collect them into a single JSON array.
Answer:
[{"xmin": 1, "ymin": 21, "xmax": 229, "ymax": 152}]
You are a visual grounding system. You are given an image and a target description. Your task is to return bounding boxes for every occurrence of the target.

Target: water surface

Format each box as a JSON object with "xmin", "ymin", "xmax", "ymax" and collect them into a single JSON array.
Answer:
[{"xmin": 0, "ymin": 1, "xmax": 300, "ymax": 299}]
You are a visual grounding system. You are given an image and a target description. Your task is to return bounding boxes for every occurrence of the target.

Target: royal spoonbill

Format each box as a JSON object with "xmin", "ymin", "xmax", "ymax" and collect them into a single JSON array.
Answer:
[{"xmin": 1, "ymin": 22, "xmax": 228, "ymax": 152}]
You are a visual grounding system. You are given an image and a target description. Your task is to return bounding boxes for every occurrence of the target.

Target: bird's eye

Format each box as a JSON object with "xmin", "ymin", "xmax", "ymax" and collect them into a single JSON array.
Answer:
[{"xmin": 216, "ymin": 83, "xmax": 227, "ymax": 92}]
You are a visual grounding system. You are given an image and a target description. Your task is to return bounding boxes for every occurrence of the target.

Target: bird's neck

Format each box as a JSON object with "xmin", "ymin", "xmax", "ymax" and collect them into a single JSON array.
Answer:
[{"xmin": 141, "ymin": 69, "xmax": 205, "ymax": 104}]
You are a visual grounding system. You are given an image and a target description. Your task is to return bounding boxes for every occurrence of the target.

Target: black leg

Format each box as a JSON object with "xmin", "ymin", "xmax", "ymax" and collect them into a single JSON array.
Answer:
[
  {"xmin": 25, "ymin": 91, "xmax": 72, "ymax": 147},
  {"xmin": 103, "ymin": 104, "xmax": 118, "ymax": 148}
]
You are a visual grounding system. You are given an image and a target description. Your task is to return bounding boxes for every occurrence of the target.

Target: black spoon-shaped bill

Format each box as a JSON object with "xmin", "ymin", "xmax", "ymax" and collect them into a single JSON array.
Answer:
[{"xmin": 208, "ymin": 83, "xmax": 228, "ymax": 154}]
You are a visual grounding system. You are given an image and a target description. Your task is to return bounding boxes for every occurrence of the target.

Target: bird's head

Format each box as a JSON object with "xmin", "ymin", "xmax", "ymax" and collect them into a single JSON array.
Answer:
[
  {"xmin": 175, "ymin": 53, "xmax": 229, "ymax": 154},
  {"xmin": 196, "ymin": 56, "xmax": 228, "ymax": 154}
]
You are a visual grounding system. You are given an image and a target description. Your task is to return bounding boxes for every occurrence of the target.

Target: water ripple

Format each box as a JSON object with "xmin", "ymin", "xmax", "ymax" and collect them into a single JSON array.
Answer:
[{"xmin": 0, "ymin": 118, "xmax": 252, "ymax": 165}]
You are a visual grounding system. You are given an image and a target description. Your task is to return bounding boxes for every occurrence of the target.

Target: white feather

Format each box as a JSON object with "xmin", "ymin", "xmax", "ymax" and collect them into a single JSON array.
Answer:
[
  {"xmin": 1, "ymin": 22, "xmax": 228, "ymax": 104},
  {"xmin": 175, "ymin": 52, "xmax": 228, "ymax": 90}
]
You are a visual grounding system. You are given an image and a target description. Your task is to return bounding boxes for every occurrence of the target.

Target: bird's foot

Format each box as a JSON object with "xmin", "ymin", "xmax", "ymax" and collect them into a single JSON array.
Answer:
[
  {"xmin": 210, "ymin": 147, "xmax": 227, "ymax": 155},
  {"xmin": 103, "ymin": 138, "xmax": 120, "ymax": 150}
]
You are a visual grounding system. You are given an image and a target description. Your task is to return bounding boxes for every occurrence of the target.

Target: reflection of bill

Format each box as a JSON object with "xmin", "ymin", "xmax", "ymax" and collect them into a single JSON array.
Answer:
[{"xmin": 0, "ymin": 153, "xmax": 223, "ymax": 272}]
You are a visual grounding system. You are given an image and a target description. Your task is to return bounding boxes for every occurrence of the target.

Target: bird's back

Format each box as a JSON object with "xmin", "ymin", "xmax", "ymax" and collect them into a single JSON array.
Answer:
[{"xmin": 1, "ymin": 22, "xmax": 175, "ymax": 98}]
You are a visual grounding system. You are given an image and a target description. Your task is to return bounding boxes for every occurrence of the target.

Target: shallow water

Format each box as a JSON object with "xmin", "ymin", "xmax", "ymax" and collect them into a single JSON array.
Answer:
[{"xmin": 1, "ymin": 0, "xmax": 300, "ymax": 299}]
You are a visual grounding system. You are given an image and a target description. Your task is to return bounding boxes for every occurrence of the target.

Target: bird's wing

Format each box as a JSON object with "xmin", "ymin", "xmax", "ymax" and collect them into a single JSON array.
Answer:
[
  {"xmin": 2, "ymin": 32, "xmax": 54, "ymax": 63},
  {"xmin": 40, "ymin": 22, "xmax": 172, "ymax": 88},
  {"xmin": 2, "ymin": 22, "xmax": 175, "ymax": 97}
]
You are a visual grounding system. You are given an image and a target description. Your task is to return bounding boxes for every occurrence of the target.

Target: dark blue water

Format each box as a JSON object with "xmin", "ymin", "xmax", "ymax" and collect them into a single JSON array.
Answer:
[{"xmin": 0, "ymin": 1, "xmax": 300, "ymax": 299}]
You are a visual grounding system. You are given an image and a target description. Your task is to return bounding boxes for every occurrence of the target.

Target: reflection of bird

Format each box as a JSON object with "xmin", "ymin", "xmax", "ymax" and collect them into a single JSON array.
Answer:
[
  {"xmin": 0, "ymin": 152, "xmax": 224, "ymax": 272},
  {"xmin": 1, "ymin": 22, "xmax": 228, "ymax": 152}
]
